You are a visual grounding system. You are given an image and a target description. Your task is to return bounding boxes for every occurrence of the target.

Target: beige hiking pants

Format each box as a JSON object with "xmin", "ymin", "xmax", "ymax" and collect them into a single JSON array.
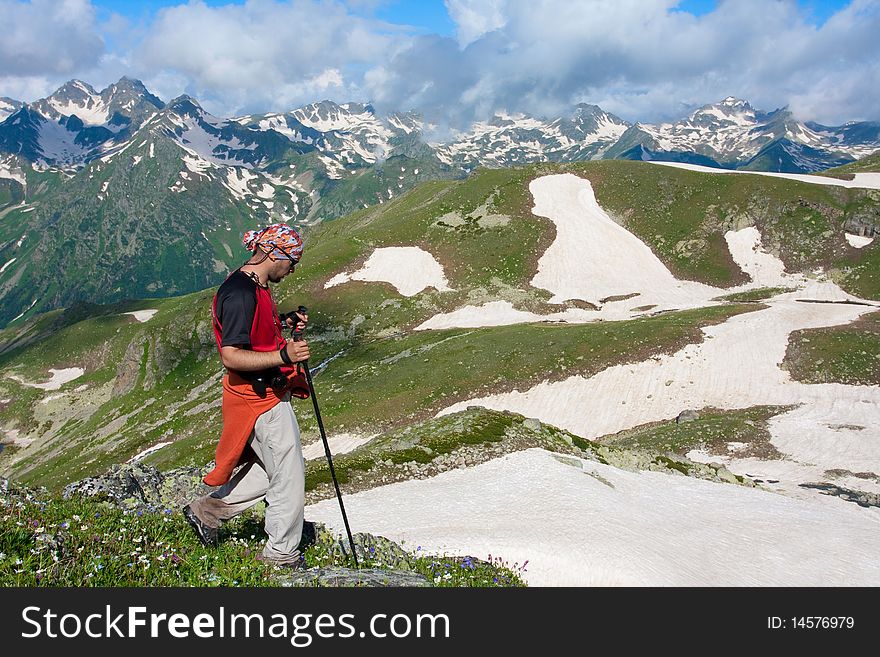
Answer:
[{"xmin": 191, "ymin": 395, "xmax": 305, "ymax": 562}]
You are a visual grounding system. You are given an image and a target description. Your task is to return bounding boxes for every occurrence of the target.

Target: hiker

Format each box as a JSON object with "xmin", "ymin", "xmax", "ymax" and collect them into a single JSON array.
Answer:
[{"xmin": 183, "ymin": 223, "xmax": 312, "ymax": 568}]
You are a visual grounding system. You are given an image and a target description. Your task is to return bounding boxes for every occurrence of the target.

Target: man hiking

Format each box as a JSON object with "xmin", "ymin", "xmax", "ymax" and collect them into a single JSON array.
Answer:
[{"xmin": 183, "ymin": 223, "xmax": 311, "ymax": 568}]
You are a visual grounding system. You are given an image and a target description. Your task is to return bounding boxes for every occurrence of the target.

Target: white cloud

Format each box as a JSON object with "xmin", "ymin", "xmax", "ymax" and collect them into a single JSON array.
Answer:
[
  {"xmin": 0, "ymin": 75, "xmax": 58, "ymax": 103},
  {"xmin": 0, "ymin": 0, "xmax": 877, "ymax": 129},
  {"xmin": 0, "ymin": 0, "xmax": 104, "ymax": 76},
  {"xmin": 370, "ymin": 0, "xmax": 880, "ymax": 126},
  {"xmin": 445, "ymin": 0, "xmax": 507, "ymax": 46},
  {"xmin": 130, "ymin": 0, "xmax": 406, "ymax": 115}
]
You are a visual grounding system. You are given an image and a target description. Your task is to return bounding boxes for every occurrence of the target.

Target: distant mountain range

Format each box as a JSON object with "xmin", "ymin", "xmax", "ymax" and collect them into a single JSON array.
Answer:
[
  {"xmin": 0, "ymin": 77, "xmax": 878, "ymax": 326},
  {"xmin": 2, "ymin": 79, "xmax": 877, "ymax": 175},
  {"xmin": 605, "ymin": 97, "xmax": 879, "ymax": 172}
]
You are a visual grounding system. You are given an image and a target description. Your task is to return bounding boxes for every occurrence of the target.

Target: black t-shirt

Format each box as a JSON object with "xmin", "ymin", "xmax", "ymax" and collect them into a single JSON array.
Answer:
[{"xmin": 215, "ymin": 269, "xmax": 260, "ymax": 348}]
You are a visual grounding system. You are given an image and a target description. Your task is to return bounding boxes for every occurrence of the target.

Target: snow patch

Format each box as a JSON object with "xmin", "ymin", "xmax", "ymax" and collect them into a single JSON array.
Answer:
[
  {"xmin": 437, "ymin": 297, "xmax": 880, "ymax": 500},
  {"xmin": 307, "ymin": 448, "xmax": 880, "ymax": 586},
  {"xmin": 9, "ymin": 367, "xmax": 85, "ymax": 391},
  {"xmin": 724, "ymin": 226, "xmax": 789, "ymax": 286},
  {"xmin": 35, "ymin": 119, "xmax": 89, "ymax": 164},
  {"xmin": 127, "ymin": 442, "xmax": 172, "ymax": 464},
  {"xmin": 223, "ymin": 168, "xmax": 259, "ymax": 200},
  {"xmin": 48, "ymin": 98, "xmax": 108, "ymax": 125},
  {"xmin": 10, "ymin": 298, "xmax": 37, "ymax": 323},
  {"xmin": 302, "ymin": 433, "xmax": 376, "ymax": 461},
  {"xmin": 529, "ymin": 174, "xmax": 718, "ymax": 309},
  {"xmin": 182, "ymin": 154, "xmax": 212, "ymax": 176},
  {"xmin": 318, "ymin": 155, "xmax": 345, "ymax": 179},
  {"xmin": 175, "ymin": 116, "xmax": 254, "ymax": 168},
  {"xmin": 123, "ymin": 309, "xmax": 158, "ymax": 322},
  {"xmin": 650, "ymin": 161, "xmax": 880, "ymax": 190},
  {"xmin": 0, "ymin": 258, "xmax": 16, "ymax": 275},
  {"xmin": 845, "ymin": 233, "xmax": 874, "ymax": 248},
  {"xmin": 325, "ymin": 247, "xmax": 453, "ymax": 297},
  {"xmin": 416, "ymin": 300, "xmax": 595, "ymax": 331},
  {"xmin": 0, "ymin": 161, "xmax": 26, "ymax": 187}
]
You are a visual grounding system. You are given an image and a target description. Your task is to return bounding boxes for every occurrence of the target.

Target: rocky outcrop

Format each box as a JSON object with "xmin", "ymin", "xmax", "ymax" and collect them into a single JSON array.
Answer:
[
  {"xmin": 112, "ymin": 336, "xmax": 146, "ymax": 396},
  {"xmin": 277, "ymin": 567, "xmax": 430, "ymax": 587},
  {"xmin": 843, "ymin": 216, "xmax": 878, "ymax": 238},
  {"xmin": 62, "ymin": 461, "xmax": 211, "ymax": 512},
  {"xmin": 800, "ymin": 482, "xmax": 880, "ymax": 508}
]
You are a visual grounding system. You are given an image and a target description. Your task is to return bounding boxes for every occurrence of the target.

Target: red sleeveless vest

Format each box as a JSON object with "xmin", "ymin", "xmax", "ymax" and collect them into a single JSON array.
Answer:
[{"xmin": 211, "ymin": 270, "xmax": 308, "ymax": 398}]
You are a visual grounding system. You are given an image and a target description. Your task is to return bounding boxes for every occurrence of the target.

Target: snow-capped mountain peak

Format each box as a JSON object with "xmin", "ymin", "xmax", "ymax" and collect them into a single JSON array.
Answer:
[
  {"xmin": 691, "ymin": 98, "xmax": 756, "ymax": 125},
  {"xmin": 719, "ymin": 96, "xmax": 752, "ymax": 109},
  {"xmin": 0, "ymin": 78, "xmax": 168, "ymax": 166},
  {"xmin": 435, "ymin": 105, "xmax": 630, "ymax": 168},
  {"xmin": 292, "ymin": 100, "xmax": 386, "ymax": 135},
  {"xmin": 286, "ymin": 100, "xmax": 396, "ymax": 167},
  {"xmin": 101, "ymin": 77, "xmax": 164, "ymax": 122},
  {"xmin": 39, "ymin": 79, "xmax": 108, "ymax": 125},
  {"xmin": 0, "ymin": 97, "xmax": 25, "ymax": 123}
]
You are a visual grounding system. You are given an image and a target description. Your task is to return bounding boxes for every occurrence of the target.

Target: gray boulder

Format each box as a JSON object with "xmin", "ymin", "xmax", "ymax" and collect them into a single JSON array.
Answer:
[
  {"xmin": 276, "ymin": 567, "xmax": 430, "ymax": 587},
  {"xmin": 523, "ymin": 418, "xmax": 542, "ymax": 431},
  {"xmin": 63, "ymin": 461, "xmax": 211, "ymax": 512}
]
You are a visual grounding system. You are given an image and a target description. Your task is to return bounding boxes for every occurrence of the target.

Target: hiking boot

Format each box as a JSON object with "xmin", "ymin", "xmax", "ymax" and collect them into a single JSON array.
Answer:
[
  {"xmin": 182, "ymin": 504, "xmax": 219, "ymax": 548},
  {"xmin": 297, "ymin": 520, "xmax": 316, "ymax": 552},
  {"xmin": 256, "ymin": 553, "xmax": 307, "ymax": 570}
]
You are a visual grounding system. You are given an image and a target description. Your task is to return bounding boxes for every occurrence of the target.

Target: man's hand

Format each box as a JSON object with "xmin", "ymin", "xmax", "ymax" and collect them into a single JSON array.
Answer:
[
  {"xmin": 285, "ymin": 340, "xmax": 310, "ymax": 363},
  {"xmin": 284, "ymin": 310, "xmax": 308, "ymax": 333}
]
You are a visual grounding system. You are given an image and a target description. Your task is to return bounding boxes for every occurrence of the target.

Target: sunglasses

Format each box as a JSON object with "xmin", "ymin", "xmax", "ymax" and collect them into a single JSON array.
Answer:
[{"xmin": 275, "ymin": 245, "xmax": 299, "ymax": 267}]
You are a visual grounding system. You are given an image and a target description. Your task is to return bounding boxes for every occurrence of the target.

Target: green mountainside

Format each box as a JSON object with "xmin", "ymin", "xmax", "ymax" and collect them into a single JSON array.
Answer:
[
  {"xmin": 1, "ymin": 159, "xmax": 878, "ymax": 491},
  {"xmin": 821, "ymin": 150, "xmax": 880, "ymax": 176},
  {"xmin": 0, "ymin": 103, "xmax": 460, "ymax": 327}
]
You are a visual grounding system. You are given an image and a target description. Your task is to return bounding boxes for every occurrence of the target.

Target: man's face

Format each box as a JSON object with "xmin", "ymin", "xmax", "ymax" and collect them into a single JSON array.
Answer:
[{"xmin": 267, "ymin": 256, "xmax": 295, "ymax": 283}]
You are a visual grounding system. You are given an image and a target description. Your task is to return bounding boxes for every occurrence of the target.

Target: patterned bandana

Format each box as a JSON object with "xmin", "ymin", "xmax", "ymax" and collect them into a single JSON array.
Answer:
[{"xmin": 242, "ymin": 223, "xmax": 304, "ymax": 262}]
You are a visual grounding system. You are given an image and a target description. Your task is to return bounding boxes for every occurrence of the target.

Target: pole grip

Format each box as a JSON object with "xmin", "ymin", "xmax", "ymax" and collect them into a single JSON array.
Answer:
[{"xmin": 291, "ymin": 305, "xmax": 308, "ymax": 342}]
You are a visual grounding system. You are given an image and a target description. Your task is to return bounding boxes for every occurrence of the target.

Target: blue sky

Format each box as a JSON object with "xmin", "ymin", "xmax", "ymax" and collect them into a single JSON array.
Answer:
[
  {"xmin": 2, "ymin": 0, "xmax": 876, "ymax": 126},
  {"xmin": 679, "ymin": 0, "xmax": 849, "ymax": 24},
  {"xmin": 91, "ymin": 0, "xmax": 850, "ymax": 30},
  {"xmin": 91, "ymin": 0, "xmax": 459, "ymax": 33}
]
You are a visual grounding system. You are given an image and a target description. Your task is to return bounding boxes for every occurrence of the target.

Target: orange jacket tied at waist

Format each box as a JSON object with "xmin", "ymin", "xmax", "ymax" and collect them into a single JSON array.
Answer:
[{"xmin": 203, "ymin": 370, "xmax": 309, "ymax": 487}]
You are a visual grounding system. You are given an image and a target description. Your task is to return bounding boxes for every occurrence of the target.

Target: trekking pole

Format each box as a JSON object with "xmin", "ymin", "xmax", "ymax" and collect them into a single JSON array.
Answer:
[{"xmin": 292, "ymin": 305, "xmax": 359, "ymax": 568}]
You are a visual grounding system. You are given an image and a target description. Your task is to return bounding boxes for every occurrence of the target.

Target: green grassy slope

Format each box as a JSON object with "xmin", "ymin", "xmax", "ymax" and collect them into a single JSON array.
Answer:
[
  {"xmin": 820, "ymin": 151, "xmax": 880, "ymax": 177},
  {"xmin": 2, "ymin": 159, "xmax": 878, "ymax": 489},
  {"xmin": 782, "ymin": 309, "xmax": 880, "ymax": 386},
  {"xmin": 0, "ymin": 476, "xmax": 526, "ymax": 587}
]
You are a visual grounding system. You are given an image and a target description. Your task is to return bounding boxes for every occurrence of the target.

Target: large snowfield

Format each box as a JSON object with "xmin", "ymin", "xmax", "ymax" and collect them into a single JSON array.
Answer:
[{"xmin": 311, "ymin": 168, "xmax": 880, "ymax": 585}]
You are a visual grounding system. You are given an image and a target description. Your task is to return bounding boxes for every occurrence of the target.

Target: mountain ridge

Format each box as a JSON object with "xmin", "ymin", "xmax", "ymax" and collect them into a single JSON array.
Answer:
[
  {"xmin": 3, "ymin": 78, "xmax": 878, "ymax": 172},
  {"xmin": 0, "ymin": 78, "xmax": 878, "ymax": 326}
]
